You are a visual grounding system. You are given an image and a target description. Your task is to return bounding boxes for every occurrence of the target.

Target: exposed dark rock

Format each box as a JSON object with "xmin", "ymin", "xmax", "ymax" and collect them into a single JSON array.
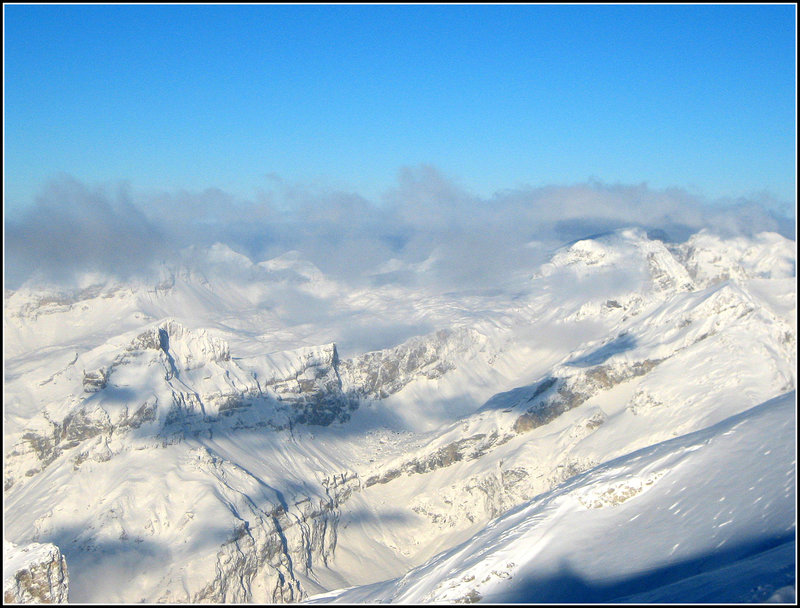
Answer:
[
  {"xmin": 366, "ymin": 430, "xmax": 513, "ymax": 487},
  {"xmin": 117, "ymin": 400, "xmax": 158, "ymax": 430},
  {"xmin": 526, "ymin": 376, "xmax": 558, "ymax": 402},
  {"xmin": 515, "ymin": 359, "xmax": 661, "ymax": 435},
  {"xmin": 82, "ymin": 368, "xmax": 109, "ymax": 393},
  {"xmin": 3, "ymin": 543, "xmax": 69, "ymax": 603},
  {"xmin": 59, "ymin": 408, "xmax": 112, "ymax": 449},
  {"xmin": 455, "ymin": 589, "xmax": 483, "ymax": 603},
  {"xmin": 341, "ymin": 329, "xmax": 475, "ymax": 400}
]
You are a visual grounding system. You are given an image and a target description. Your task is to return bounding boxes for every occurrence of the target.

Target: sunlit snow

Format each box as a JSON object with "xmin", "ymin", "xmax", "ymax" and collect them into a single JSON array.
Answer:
[{"xmin": 3, "ymin": 227, "xmax": 796, "ymax": 603}]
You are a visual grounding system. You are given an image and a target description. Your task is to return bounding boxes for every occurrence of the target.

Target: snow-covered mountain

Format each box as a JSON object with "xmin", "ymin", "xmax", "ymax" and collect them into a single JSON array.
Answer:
[{"xmin": 3, "ymin": 227, "xmax": 796, "ymax": 603}]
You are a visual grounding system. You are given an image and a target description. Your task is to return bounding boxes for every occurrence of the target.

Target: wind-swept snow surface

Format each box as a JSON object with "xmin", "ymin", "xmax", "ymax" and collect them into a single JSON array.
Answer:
[
  {"xmin": 309, "ymin": 391, "xmax": 795, "ymax": 604},
  {"xmin": 3, "ymin": 227, "xmax": 796, "ymax": 603}
]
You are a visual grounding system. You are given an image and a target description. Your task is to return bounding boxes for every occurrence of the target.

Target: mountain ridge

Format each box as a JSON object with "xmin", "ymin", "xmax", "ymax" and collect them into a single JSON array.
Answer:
[{"xmin": 3, "ymin": 227, "xmax": 795, "ymax": 603}]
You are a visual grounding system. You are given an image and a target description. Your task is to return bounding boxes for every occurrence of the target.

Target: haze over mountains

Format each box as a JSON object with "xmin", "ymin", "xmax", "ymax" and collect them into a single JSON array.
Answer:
[
  {"xmin": 5, "ymin": 170, "xmax": 794, "ymax": 291},
  {"xmin": 3, "ymin": 175, "xmax": 796, "ymax": 604}
]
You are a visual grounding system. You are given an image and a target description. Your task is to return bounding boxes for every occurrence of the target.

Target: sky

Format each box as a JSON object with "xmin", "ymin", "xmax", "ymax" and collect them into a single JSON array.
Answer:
[
  {"xmin": 4, "ymin": 4, "xmax": 797, "ymax": 211},
  {"xmin": 2, "ymin": 4, "xmax": 797, "ymax": 288}
]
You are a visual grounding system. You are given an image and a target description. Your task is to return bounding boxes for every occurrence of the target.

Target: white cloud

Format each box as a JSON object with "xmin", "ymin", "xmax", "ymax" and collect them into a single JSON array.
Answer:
[{"xmin": 4, "ymin": 166, "xmax": 794, "ymax": 290}]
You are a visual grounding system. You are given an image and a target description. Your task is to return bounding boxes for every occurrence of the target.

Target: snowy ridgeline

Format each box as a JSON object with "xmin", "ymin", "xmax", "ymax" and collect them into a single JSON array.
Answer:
[{"xmin": 2, "ymin": 227, "xmax": 796, "ymax": 603}]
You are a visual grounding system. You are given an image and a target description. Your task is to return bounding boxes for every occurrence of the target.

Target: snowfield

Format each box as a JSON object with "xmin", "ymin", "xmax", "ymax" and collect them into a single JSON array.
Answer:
[
  {"xmin": 308, "ymin": 391, "xmax": 795, "ymax": 604},
  {"xmin": 3, "ymin": 227, "xmax": 796, "ymax": 603}
]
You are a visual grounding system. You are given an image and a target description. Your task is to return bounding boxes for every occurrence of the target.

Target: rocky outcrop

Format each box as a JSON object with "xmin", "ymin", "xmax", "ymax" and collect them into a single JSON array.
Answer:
[
  {"xmin": 178, "ymin": 448, "xmax": 345, "ymax": 603},
  {"xmin": 7, "ymin": 323, "xmax": 485, "ymax": 492},
  {"xmin": 675, "ymin": 231, "xmax": 796, "ymax": 287},
  {"xmin": 359, "ymin": 353, "xmax": 659, "ymax": 528},
  {"xmin": 513, "ymin": 360, "xmax": 659, "ymax": 435},
  {"xmin": 341, "ymin": 328, "xmax": 480, "ymax": 399},
  {"xmin": 5, "ymin": 326, "xmax": 360, "ymax": 489},
  {"xmin": 3, "ymin": 541, "xmax": 69, "ymax": 603},
  {"xmin": 82, "ymin": 368, "xmax": 109, "ymax": 392},
  {"xmin": 364, "ymin": 430, "xmax": 513, "ymax": 488},
  {"xmin": 257, "ymin": 344, "xmax": 355, "ymax": 427}
]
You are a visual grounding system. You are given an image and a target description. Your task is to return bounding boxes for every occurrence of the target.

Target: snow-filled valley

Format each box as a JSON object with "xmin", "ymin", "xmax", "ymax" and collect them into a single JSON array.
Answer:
[{"xmin": 3, "ymin": 227, "xmax": 797, "ymax": 603}]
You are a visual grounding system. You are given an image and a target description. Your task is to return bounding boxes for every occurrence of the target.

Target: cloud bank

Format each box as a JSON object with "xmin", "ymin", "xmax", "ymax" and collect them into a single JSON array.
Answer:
[{"xmin": 4, "ymin": 166, "xmax": 795, "ymax": 290}]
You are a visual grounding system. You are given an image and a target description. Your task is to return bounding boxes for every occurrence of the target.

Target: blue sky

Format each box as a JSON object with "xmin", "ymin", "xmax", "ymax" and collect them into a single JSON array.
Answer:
[{"xmin": 3, "ymin": 4, "xmax": 796, "ymax": 217}]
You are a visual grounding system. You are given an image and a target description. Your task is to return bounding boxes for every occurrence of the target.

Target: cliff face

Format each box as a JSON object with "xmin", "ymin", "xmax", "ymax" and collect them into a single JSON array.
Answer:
[
  {"xmin": 6, "ymin": 322, "xmax": 482, "ymax": 493},
  {"xmin": 3, "ymin": 542, "xmax": 69, "ymax": 604},
  {"xmin": 2, "ymin": 322, "xmax": 474, "ymax": 603},
  {"xmin": 340, "ymin": 328, "xmax": 481, "ymax": 399},
  {"xmin": 169, "ymin": 449, "xmax": 362, "ymax": 604},
  {"xmin": 4, "ymin": 324, "xmax": 352, "ymax": 491}
]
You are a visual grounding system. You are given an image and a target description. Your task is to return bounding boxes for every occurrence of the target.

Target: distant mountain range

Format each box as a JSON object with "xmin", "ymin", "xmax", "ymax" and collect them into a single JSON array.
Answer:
[{"xmin": 3, "ymin": 227, "xmax": 796, "ymax": 603}]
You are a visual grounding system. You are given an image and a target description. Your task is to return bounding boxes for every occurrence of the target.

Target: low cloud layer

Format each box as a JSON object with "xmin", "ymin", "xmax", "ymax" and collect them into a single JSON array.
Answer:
[
  {"xmin": 5, "ymin": 177, "xmax": 169, "ymax": 287},
  {"xmin": 4, "ymin": 166, "xmax": 795, "ymax": 290}
]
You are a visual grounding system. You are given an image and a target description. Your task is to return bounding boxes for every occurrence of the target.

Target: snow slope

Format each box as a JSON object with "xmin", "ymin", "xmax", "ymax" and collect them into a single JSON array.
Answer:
[
  {"xmin": 309, "ymin": 391, "xmax": 795, "ymax": 604},
  {"xmin": 3, "ymin": 227, "xmax": 796, "ymax": 603}
]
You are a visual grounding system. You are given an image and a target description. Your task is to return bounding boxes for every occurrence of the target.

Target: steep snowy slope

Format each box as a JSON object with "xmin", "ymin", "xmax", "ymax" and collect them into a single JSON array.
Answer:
[
  {"xmin": 310, "ymin": 229, "xmax": 795, "ymax": 586},
  {"xmin": 309, "ymin": 391, "xmax": 795, "ymax": 604},
  {"xmin": 3, "ymin": 228, "xmax": 795, "ymax": 603}
]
